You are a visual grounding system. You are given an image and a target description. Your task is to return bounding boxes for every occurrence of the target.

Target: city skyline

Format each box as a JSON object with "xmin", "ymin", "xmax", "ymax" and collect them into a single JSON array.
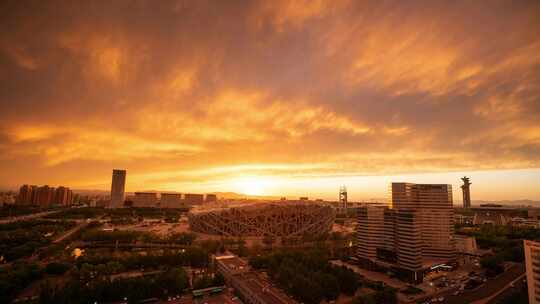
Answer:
[
  {"xmin": 1, "ymin": 1, "xmax": 540, "ymax": 201},
  {"xmin": 3, "ymin": 168, "xmax": 540, "ymax": 202}
]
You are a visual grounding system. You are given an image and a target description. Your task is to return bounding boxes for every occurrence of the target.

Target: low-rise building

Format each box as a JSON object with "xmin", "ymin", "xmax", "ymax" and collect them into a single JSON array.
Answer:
[
  {"xmin": 160, "ymin": 193, "xmax": 184, "ymax": 208},
  {"xmin": 214, "ymin": 253, "xmax": 296, "ymax": 304},
  {"xmin": 511, "ymin": 217, "xmax": 540, "ymax": 228},
  {"xmin": 132, "ymin": 192, "xmax": 159, "ymax": 208},
  {"xmin": 185, "ymin": 193, "xmax": 204, "ymax": 205},
  {"xmin": 206, "ymin": 194, "xmax": 217, "ymax": 203}
]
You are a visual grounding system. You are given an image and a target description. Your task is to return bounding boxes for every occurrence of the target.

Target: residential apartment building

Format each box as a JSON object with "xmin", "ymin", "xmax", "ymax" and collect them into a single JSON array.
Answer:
[
  {"xmin": 17, "ymin": 184, "xmax": 37, "ymax": 204},
  {"xmin": 55, "ymin": 186, "xmax": 73, "ymax": 206},
  {"xmin": 524, "ymin": 240, "xmax": 540, "ymax": 304},
  {"xmin": 33, "ymin": 185, "xmax": 55, "ymax": 208},
  {"xmin": 356, "ymin": 183, "xmax": 455, "ymax": 283}
]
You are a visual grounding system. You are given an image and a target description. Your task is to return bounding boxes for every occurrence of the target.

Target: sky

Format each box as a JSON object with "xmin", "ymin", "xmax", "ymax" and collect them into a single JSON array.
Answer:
[{"xmin": 1, "ymin": 0, "xmax": 539, "ymax": 201}]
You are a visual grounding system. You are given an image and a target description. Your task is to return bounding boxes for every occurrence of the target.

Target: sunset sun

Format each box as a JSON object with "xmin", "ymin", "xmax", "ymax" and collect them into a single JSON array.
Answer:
[{"xmin": 233, "ymin": 177, "xmax": 273, "ymax": 196}]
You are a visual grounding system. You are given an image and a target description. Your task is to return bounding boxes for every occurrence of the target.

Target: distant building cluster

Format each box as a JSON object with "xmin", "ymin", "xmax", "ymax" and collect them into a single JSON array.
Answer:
[
  {"xmin": 109, "ymin": 169, "xmax": 218, "ymax": 208},
  {"xmin": 455, "ymin": 205, "xmax": 540, "ymax": 228},
  {"xmin": 356, "ymin": 182, "xmax": 455, "ymax": 283},
  {"xmin": 0, "ymin": 191, "xmax": 16, "ymax": 206},
  {"xmin": 17, "ymin": 184, "xmax": 76, "ymax": 207}
]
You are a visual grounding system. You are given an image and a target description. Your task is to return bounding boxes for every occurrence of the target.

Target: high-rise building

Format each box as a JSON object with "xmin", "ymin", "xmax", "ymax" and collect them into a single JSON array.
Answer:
[
  {"xmin": 17, "ymin": 184, "xmax": 35, "ymax": 204},
  {"xmin": 461, "ymin": 176, "xmax": 471, "ymax": 208},
  {"xmin": 34, "ymin": 185, "xmax": 55, "ymax": 208},
  {"xmin": 110, "ymin": 169, "xmax": 126, "ymax": 208},
  {"xmin": 55, "ymin": 186, "xmax": 72, "ymax": 206},
  {"xmin": 391, "ymin": 183, "xmax": 455, "ymax": 259},
  {"xmin": 524, "ymin": 240, "xmax": 540, "ymax": 304},
  {"xmin": 18, "ymin": 184, "xmax": 74, "ymax": 206},
  {"xmin": 356, "ymin": 182, "xmax": 455, "ymax": 283}
]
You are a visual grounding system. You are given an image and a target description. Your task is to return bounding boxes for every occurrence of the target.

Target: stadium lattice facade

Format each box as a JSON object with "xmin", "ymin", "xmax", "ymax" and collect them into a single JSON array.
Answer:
[{"xmin": 188, "ymin": 202, "xmax": 335, "ymax": 237}]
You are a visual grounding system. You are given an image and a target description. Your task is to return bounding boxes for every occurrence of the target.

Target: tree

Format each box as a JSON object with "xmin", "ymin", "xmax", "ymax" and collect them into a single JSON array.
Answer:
[
  {"xmin": 212, "ymin": 272, "xmax": 225, "ymax": 286},
  {"xmin": 480, "ymin": 255, "xmax": 504, "ymax": 277},
  {"xmin": 156, "ymin": 267, "xmax": 188, "ymax": 294},
  {"xmin": 262, "ymin": 235, "xmax": 275, "ymax": 248},
  {"xmin": 373, "ymin": 287, "xmax": 397, "ymax": 304},
  {"xmin": 45, "ymin": 262, "xmax": 72, "ymax": 275},
  {"xmin": 320, "ymin": 273, "xmax": 340, "ymax": 300}
]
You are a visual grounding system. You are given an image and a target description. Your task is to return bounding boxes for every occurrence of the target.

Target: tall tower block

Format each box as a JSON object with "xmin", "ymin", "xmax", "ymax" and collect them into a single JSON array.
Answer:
[
  {"xmin": 339, "ymin": 186, "xmax": 348, "ymax": 211},
  {"xmin": 110, "ymin": 169, "xmax": 126, "ymax": 208},
  {"xmin": 461, "ymin": 176, "xmax": 471, "ymax": 208}
]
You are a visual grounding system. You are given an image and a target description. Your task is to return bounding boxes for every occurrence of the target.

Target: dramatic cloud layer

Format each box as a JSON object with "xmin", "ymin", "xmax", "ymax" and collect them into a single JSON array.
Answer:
[{"xmin": 1, "ymin": 0, "xmax": 539, "ymax": 199}]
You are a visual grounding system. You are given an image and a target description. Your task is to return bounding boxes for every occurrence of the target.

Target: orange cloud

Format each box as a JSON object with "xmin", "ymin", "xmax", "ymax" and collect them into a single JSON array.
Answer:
[{"xmin": 0, "ymin": 1, "xmax": 539, "ymax": 200}]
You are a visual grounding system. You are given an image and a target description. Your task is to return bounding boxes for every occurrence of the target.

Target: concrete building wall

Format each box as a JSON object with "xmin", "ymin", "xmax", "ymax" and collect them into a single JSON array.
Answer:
[
  {"xmin": 34, "ymin": 185, "xmax": 54, "ymax": 207},
  {"xmin": 356, "ymin": 206, "xmax": 386, "ymax": 260},
  {"xmin": 205, "ymin": 194, "xmax": 217, "ymax": 203},
  {"xmin": 110, "ymin": 169, "xmax": 126, "ymax": 208},
  {"xmin": 160, "ymin": 193, "xmax": 183, "ymax": 208},
  {"xmin": 391, "ymin": 183, "xmax": 455, "ymax": 259},
  {"xmin": 356, "ymin": 182, "xmax": 456, "ymax": 283},
  {"xmin": 185, "ymin": 193, "xmax": 204, "ymax": 205},
  {"xmin": 524, "ymin": 240, "xmax": 540, "ymax": 304},
  {"xmin": 132, "ymin": 192, "xmax": 158, "ymax": 208},
  {"xmin": 17, "ymin": 185, "xmax": 35, "ymax": 204}
]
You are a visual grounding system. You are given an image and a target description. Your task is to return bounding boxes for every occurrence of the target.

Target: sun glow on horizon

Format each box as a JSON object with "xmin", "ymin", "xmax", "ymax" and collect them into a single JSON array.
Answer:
[{"xmin": 232, "ymin": 177, "xmax": 275, "ymax": 196}]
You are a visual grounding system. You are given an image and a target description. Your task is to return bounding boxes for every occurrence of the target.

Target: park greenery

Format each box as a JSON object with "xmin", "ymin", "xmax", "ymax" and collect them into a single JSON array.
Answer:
[
  {"xmin": 0, "ymin": 205, "xmax": 55, "ymax": 218},
  {"xmin": 39, "ymin": 267, "xmax": 190, "ymax": 304},
  {"xmin": 249, "ymin": 248, "xmax": 360, "ymax": 304},
  {"xmin": 459, "ymin": 225, "xmax": 529, "ymax": 277},
  {"xmin": 74, "ymin": 247, "xmax": 210, "ymax": 273},
  {"xmin": 0, "ymin": 262, "xmax": 43, "ymax": 303},
  {"xmin": 45, "ymin": 207, "xmax": 105, "ymax": 219},
  {"xmin": 350, "ymin": 287, "xmax": 398, "ymax": 304},
  {"xmin": 45, "ymin": 207, "xmax": 189, "ymax": 221},
  {"xmin": 0, "ymin": 219, "xmax": 75, "ymax": 261}
]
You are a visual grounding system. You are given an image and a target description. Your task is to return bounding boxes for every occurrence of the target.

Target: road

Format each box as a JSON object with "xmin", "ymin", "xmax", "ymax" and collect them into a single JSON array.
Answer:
[
  {"xmin": 415, "ymin": 264, "xmax": 525, "ymax": 304},
  {"xmin": 330, "ymin": 260, "xmax": 407, "ymax": 289},
  {"xmin": 486, "ymin": 273, "xmax": 527, "ymax": 304},
  {"xmin": 53, "ymin": 215, "xmax": 104, "ymax": 244},
  {"xmin": 52, "ymin": 220, "xmax": 88, "ymax": 243},
  {"xmin": 75, "ymin": 241, "xmax": 189, "ymax": 249},
  {"xmin": 0, "ymin": 209, "xmax": 65, "ymax": 224}
]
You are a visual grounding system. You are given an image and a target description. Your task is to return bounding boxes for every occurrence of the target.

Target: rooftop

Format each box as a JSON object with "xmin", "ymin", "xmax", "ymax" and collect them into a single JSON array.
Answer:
[{"xmin": 190, "ymin": 200, "xmax": 329, "ymax": 214}]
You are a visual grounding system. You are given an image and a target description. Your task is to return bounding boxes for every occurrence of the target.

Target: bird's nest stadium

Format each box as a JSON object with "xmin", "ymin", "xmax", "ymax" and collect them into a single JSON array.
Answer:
[{"xmin": 187, "ymin": 201, "xmax": 335, "ymax": 237}]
